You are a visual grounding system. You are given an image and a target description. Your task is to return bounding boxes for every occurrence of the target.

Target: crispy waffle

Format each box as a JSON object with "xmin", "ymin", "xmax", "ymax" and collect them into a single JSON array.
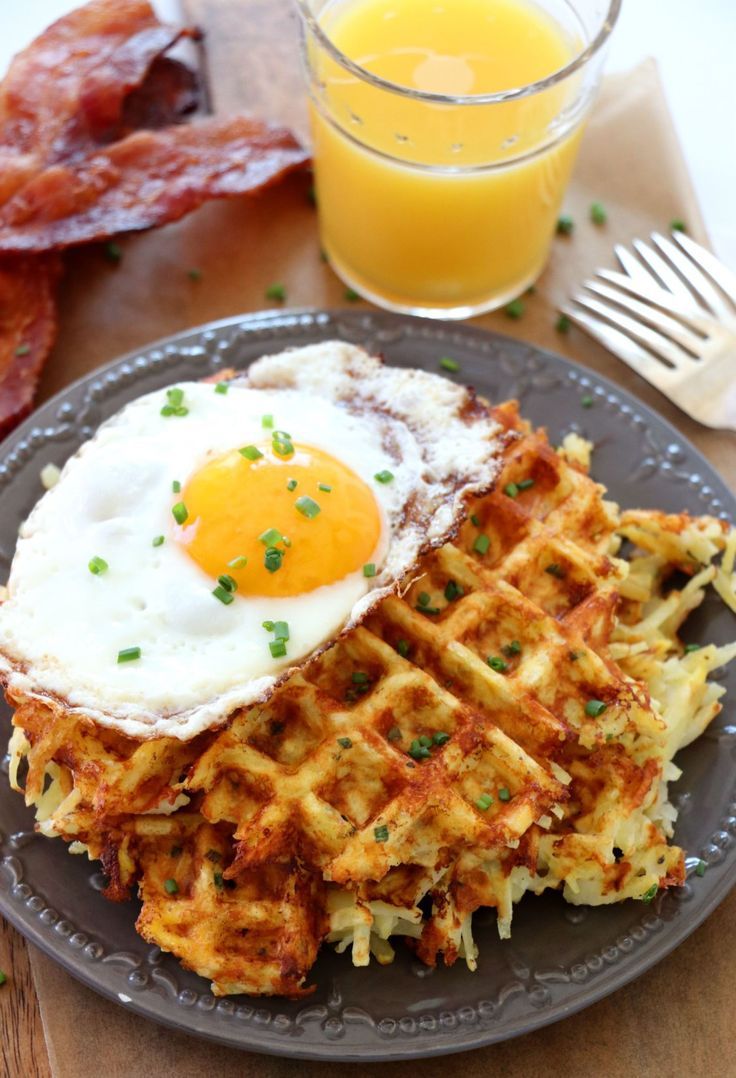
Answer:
[{"xmin": 7, "ymin": 401, "xmax": 736, "ymax": 996}]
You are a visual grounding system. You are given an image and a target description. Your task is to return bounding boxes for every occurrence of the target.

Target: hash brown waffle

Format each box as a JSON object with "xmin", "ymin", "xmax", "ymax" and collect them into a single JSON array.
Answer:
[{"xmin": 7, "ymin": 401, "xmax": 736, "ymax": 995}]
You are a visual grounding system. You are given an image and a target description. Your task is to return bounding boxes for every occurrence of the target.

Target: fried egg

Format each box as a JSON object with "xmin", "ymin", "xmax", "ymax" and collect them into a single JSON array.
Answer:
[{"xmin": 0, "ymin": 342, "xmax": 503, "ymax": 738}]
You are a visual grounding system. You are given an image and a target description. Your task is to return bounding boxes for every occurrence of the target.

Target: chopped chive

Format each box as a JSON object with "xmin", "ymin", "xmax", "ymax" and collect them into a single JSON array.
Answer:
[
  {"xmin": 213, "ymin": 872, "xmax": 224, "ymax": 890},
  {"xmin": 117, "ymin": 646, "xmax": 141, "ymax": 663},
  {"xmin": 0, "ymin": 971, "xmax": 7, "ymax": 986},
  {"xmin": 318, "ymin": 483, "xmax": 332, "ymax": 493},
  {"xmin": 167, "ymin": 388, "xmax": 184, "ymax": 407},
  {"xmin": 282, "ymin": 535, "xmax": 292, "ymax": 547},
  {"xmin": 439, "ymin": 357, "xmax": 460, "ymax": 373},
  {"xmin": 444, "ymin": 580, "xmax": 464, "ymax": 602},
  {"xmin": 585, "ymin": 699, "xmax": 607, "ymax": 717},
  {"xmin": 695, "ymin": 860, "xmax": 706, "ymax": 877},
  {"xmin": 259, "ymin": 527, "xmax": 284, "ymax": 547},
  {"xmin": 88, "ymin": 555, "xmax": 108, "ymax": 575},
  {"xmin": 214, "ymin": 381, "xmax": 229, "ymax": 394},
  {"xmin": 351, "ymin": 671, "xmax": 369, "ymax": 685},
  {"xmin": 269, "ymin": 639, "xmax": 287, "ymax": 658},
  {"xmin": 396, "ymin": 638, "xmax": 410, "ymax": 658},
  {"xmin": 265, "ymin": 282, "xmax": 286, "ymax": 301},
  {"xmin": 337, "ymin": 736, "xmax": 352, "ymax": 749},
  {"xmin": 212, "ymin": 585, "xmax": 234, "ymax": 605},
  {"xmin": 171, "ymin": 502, "xmax": 188, "ymax": 525},
  {"xmin": 262, "ymin": 620, "xmax": 275, "ymax": 631},
  {"xmin": 374, "ymin": 470, "xmax": 394, "ymax": 484},
  {"xmin": 545, "ymin": 563, "xmax": 565, "ymax": 578},
  {"xmin": 104, "ymin": 241, "xmax": 122, "ymax": 263},
  {"xmin": 164, "ymin": 878, "xmax": 179, "ymax": 895},
  {"xmin": 286, "ymin": 478, "xmax": 298, "ymax": 492},
  {"xmin": 205, "ymin": 849, "xmax": 221, "ymax": 863},
  {"xmin": 272, "ymin": 621, "xmax": 289, "ymax": 641},
  {"xmin": 433, "ymin": 731, "xmax": 450, "ymax": 745},
  {"xmin": 590, "ymin": 201, "xmax": 607, "ymax": 225},
  {"xmin": 487, "ymin": 656, "xmax": 508, "ymax": 673},
  {"xmin": 344, "ymin": 288, "xmax": 361, "ymax": 301},
  {"xmin": 272, "ymin": 436, "xmax": 294, "ymax": 457},
  {"xmin": 408, "ymin": 740, "xmax": 431, "ymax": 760},
  {"xmin": 170, "ymin": 846, "xmax": 182, "ymax": 858},
  {"xmin": 569, "ymin": 650, "xmax": 582, "ymax": 662},
  {"xmin": 374, "ymin": 824, "xmax": 389, "ymax": 843},
  {"xmin": 470, "ymin": 513, "xmax": 481, "ymax": 527},
  {"xmin": 295, "ymin": 495, "xmax": 320, "ymax": 519},
  {"xmin": 228, "ymin": 555, "xmax": 247, "ymax": 569},
  {"xmin": 152, "ymin": 535, "xmax": 164, "ymax": 547},
  {"xmin": 502, "ymin": 640, "xmax": 522, "ymax": 657},
  {"xmin": 417, "ymin": 592, "xmax": 431, "ymax": 607},
  {"xmin": 670, "ymin": 219, "xmax": 687, "ymax": 233},
  {"xmin": 504, "ymin": 298, "xmax": 524, "ymax": 319},
  {"xmin": 264, "ymin": 547, "xmax": 283, "ymax": 573},
  {"xmin": 684, "ymin": 642, "xmax": 701, "ymax": 653},
  {"xmin": 261, "ymin": 414, "xmax": 274, "ymax": 429},
  {"xmin": 556, "ymin": 214, "xmax": 574, "ymax": 235},
  {"xmin": 504, "ymin": 482, "xmax": 520, "ymax": 498},
  {"xmin": 217, "ymin": 574, "xmax": 238, "ymax": 593},
  {"xmin": 363, "ymin": 563, "xmax": 377, "ymax": 578},
  {"xmin": 473, "ymin": 534, "xmax": 490, "ymax": 555},
  {"xmin": 418, "ymin": 735, "xmax": 432, "ymax": 748},
  {"xmin": 239, "ymin": 445, "xmax": 263, "ymax": 460},
  {"xmin": 475, "ymin": 793, "xmax": 493, "ymax": 812},
  {"xmin": 581, "ymin": 394, "xmax": 594, "ymax": 408},
  {"xmin": 640, "ymin": 883, "xmax": 658, "ymax": 903},
  {"xmin": 498, "ymin": 787, "xmax": 511, "ymax": 802},
  {"xmin": 172, "ymin": 480, "xmax": 181, "ymax": 493},
  {"xmin": 556, "ymin": 313, "xmax": 571, "ymax": 334},
  {"xmin": 417, "ymin": 603, "xmax": 441, "ymax": 615},
  {"xmin": 387, "ymin": 726, "xmax": 402, "ymax": 741},
  {"xmin": 517, "ymin": 478, "xmax": 535, "ymax": 491},
  {"xmin": 188, "ymin": 267, "xmax": 202, "ymax": 281},
  {"xmin": 15, "ymin": 343, "xmax": 30, "ymax": 357}
]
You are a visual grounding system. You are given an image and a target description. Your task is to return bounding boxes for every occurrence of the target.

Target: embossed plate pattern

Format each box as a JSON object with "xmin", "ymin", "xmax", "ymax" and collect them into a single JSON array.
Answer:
[{"xmin": 1, "ymin": 311, "xmax": 735, "ymax": 1061}]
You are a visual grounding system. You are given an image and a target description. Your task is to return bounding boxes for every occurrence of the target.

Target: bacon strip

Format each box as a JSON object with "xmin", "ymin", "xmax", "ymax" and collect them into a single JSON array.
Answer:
[{"xmin": 0, "ymin": 256, "xmax": 61, "ymax": 438}]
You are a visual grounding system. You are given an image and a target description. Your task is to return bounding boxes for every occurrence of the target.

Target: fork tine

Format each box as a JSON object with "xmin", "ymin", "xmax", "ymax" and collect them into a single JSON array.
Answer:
[
  {"xmin": 614, "ymin": 243, "xmax": 657, "ymax": 287},
  {"xmin": 673, "ymin": 231, "xmax": 736, "ymax": 307},
  {"xmin": 651, "ymin": 233, "xmax": 733, "ymax": 320},
  {"xmin": 594, "ymin": 269, "xmax": 719, "ymax": 334},
  {"xmin": 562, "ymin": 305, "xmax": 678, "ymax": 388},
  {"xmin": 570, "ymin": 293, "xmax": 693, "ymax": 370},
  {"xmin": 583, "ymin": 280, "xmax": 707, "ymax": 353},
  {"xmin": 632, "ymin": 239, "xmax": 697, "ymax": 303}
]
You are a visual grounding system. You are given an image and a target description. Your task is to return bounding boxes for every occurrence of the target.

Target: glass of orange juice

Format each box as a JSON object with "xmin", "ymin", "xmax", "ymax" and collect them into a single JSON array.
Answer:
[{"xmin": 296, "ymin": 0, "xmax": 620, "ymax": 318}]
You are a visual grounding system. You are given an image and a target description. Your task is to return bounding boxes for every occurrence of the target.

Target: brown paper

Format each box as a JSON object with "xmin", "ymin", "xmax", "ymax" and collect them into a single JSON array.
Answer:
[{"xmin": 7, "ymin": 3, "xmax": 735, "ymax": 1073}]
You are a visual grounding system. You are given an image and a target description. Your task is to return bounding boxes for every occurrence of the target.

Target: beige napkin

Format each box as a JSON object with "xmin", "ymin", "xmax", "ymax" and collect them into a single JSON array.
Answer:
[{"xmin": 19, "ymin": 8, "xmax": 736, "ymax": 1073}]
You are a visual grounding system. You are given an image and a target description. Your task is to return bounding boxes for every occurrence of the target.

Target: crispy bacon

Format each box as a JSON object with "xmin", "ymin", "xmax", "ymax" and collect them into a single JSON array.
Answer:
[
  {"xmin": 0, "ymin": 117, "xmax": 309, "ymax": 252},
  {"xmin": 0, "ymin": 256, "xmax": 61, "ymax": 438}
]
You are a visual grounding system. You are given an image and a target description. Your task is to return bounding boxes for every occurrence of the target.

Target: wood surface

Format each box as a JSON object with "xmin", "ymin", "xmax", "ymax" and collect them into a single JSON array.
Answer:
[{"xmin": 1, "ymin": 2, "xmax": 735, "ymax": 1076}]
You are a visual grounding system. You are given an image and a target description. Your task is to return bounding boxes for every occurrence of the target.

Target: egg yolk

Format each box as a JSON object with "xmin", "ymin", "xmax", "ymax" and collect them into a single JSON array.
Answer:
[{"xmin": 178, "ymin": 444, "xmax": 383, "ymax": 597}]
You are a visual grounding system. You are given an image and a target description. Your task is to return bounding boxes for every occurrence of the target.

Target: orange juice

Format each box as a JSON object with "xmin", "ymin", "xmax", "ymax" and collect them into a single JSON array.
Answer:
[{"xmin": 307, "ymin": 0, "xmax": 583, "ymax": 314}]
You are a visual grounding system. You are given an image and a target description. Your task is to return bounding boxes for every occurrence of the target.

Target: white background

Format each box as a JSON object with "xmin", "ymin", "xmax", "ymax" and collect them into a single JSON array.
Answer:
[{"xmin": 2, "ymin": 1, "xmax": 735, "ymax": 263}]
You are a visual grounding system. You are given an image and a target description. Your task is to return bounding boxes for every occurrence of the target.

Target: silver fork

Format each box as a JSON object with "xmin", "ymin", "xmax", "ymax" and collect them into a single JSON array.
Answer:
[{"xmin": 563, "ymin": 231, "xmax": 736, "ymax": 431}]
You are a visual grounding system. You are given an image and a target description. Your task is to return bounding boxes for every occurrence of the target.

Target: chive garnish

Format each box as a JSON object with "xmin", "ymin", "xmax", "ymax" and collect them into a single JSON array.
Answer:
[
  {"xmin": 517, "ymin": 478, "xmax": 535, "ymax": 491},
  {"xmin": 502, "ymin": 640, "xmax": 522, "ymax": 657},
  {"xmin": 444, "ymin": 580, "xmax": 463, "ymax": 601},
  {"xmin": 228, "ymin": 555, "xmax": 247, "ymax": 569},
  {"xmin": 363, "ymin": 563, "xmax": 376, "ymax": 578},
  {"xmin": 172, "ymin": 502, "xmax": 188, "ymax": 525},
  {"xmin": 269, "ymin": 639, "xmax": 287, "ymax": 658},
  {"xmin": 504, "ymin": 483, "xmax": 520, "ymax": 498},
  {"xmin": 205, "ymin": 850, "xmax": 221, "ymax": 863},
  {"xmin": 15, "ymin": 343, "xmax": 30, "ymax": 357},
  {"xmin": 487, "ymin": 656, "xmax": 508, "ymax": 673},
  {"xmin": 318, "ymin": 483, "xmax": 332, "ymax": 493},
  {"xmin": 272, "ymin": 432, "xmax": 294, "ymax": 457},
  {"xmin": 417, "ymin": 592, "xmax": 431, "ymax": 607},
  {"xmin": 88, "ymin": 555, "xmax": 108, "ymax": 575},
  {"xmin": 504, "ymin": 298, "xmax": 524, "ymax": 319},
  {"xmin": 387, "ymin": 726, "xmax": 402, "ymax": 741},
  {"xmin": 161, "ymin": 388, "xmax": 188, "ymax": 417},
  {"xmin": 214, "ymin": 382, "xmax": 228, "ymax": 394},
  {"xmin": 556, "ymin": 214, "xmax": 574, "ymax": 235},
  {"xmin": 585, "ymin": 699, "xmax": 607, "ymax": 717},
  {"xmin": 409, "ymin": 742, "xmax": 431, "ymax": 760},
  {"xmin": 498, "ymin": 787, "xmax": 511, "ymax": 802},
  {"xmin": 695, "ymin": 860, "xmax": 706, "ymax": 877},
  {"xmin": 545, "ymin": 563, "xmax": 565, "ymax": 578},
  {"xmin": 670, "ymin": 219, "xmax": 686, "ymax": 233},
  {"xmin": 475, "ymin": 794, "xmax": 493, "ymax": 812},
  {"xmin": 287, "ymin": 479, "xmax": 297, "ymax": 492},
  {"xmin": 217, "ymin": 574, "xmax": 237, "ymax": 593},
  {"xmin": 152, "ymin": 535, "xmax": 164, "ymax": 547},
  {"xmin": 261, "ymin": 414, "xmax": 274, "ymax": 429},
  {"xmin": 264, "ymin": 547, "xmax": 283, "ymax": 573},
  {"xmin": 640, "ymin": 883, "xmax": 658, "ymax": 903},
  {"xmin": 418, "ymin": 735, "xmax": 432, "ymax": 748},
  {"xmin": 104, "ymin": 241, "xmax": 122, "ymax": 263},
  {"xmin": 433, "ymin": 731, "xmax": 450, "ymax": 745},
  {"xmin": 172, "ymin": 480, "xmax": 181, "ymax": 493},
  {"xmin": 262, "ymin": 620, "xmax": 274, "ymax": 631},
  {"xmin": 351, "ymin": 671, "xmax": 369, "ymax": 685},
  {"xmin": 213, "ymin": 872, "xmax": 224, "ymax": 890},
  {"xmin": 374, "ymin": 825, "xmax": 389, "ymax": 843},
  {"xmin": 556, "ymin": 314, "xmax": 571, "ymax": 334},
  {"xmin": 170, "ymin": 846, "xmax": 182, "ymax": 858},
  {"xmin": 396, "ymin": 639, "xmax": 409, "ymax": 658},
  {"xmin": 164, "ymin": 878, "xmax": 179, "ymax": 895},
  {"xmin": 439, "ymin": 357, "xmax": 460, "ymax": 373},
  {"xmin": 239, "ymin": 445, "xmax": 263, "ymax": 461},
  {"xmin": 188, "ymin": 268, "xmax": 202, "ymax": 281},
  {"xmin": 0, "ymin": 971, "xmax": 7, "ymax": 986},
  {"xmin": 337, "ymin": 737, "xmax": 352, "ymax": 749},
  {"xmin": 470, "ymin": 513, "xmax": 481, "ymax": 527},
  {"xmin": 374, "ymin": 470, "xmax": 394, "ymax": 484},
  {"xmin": 590, "ymin": 201, "xmax": 607, "ymax": 225},
  {"xmin": 344, "ymin": 288, "xmax": 361, "ymax": 302},
  {"xmin": 295, "ymin": 495, "xmax": 320, "ymax": 518},
  {"xmin": 581, "ymin": 394, "xmax": 594, "ymax": 408},
  {"xmin": 272, "ymin": 621, "xmax": 289, "ymax": 641},
  {"xmin": 212, "ymin": 585, "xmax": 234, "ymax": 605},
  {"xmin": 473, "ymin": 534, "xmax": 490, "ymax": 555},
  {"xmin": 265, "ymin": 282, "xmax": 286, "ymax": 301},
  {"xmin": 259, "ymin": 527, "xmax": 284, "ymax": 547},
  {"xmin": 684, "ymin": 642, "xmax": 701, "ymax": 653},
  {"xmin": 117, "ymin": 646, "xmax": 141, "ymax": 663}
]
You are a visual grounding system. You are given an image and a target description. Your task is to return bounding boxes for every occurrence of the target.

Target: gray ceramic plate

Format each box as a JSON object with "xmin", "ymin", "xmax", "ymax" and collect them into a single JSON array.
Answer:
[{"xmin": 1, "ymin": 310, "xmax": 735, "ymax": 1061}]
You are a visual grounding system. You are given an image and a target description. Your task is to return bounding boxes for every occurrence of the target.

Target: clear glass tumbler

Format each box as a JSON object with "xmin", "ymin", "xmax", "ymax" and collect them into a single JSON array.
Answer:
[{"xmin": 296, "ymin": 0, "xmax": 621, "ymax": 319}]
